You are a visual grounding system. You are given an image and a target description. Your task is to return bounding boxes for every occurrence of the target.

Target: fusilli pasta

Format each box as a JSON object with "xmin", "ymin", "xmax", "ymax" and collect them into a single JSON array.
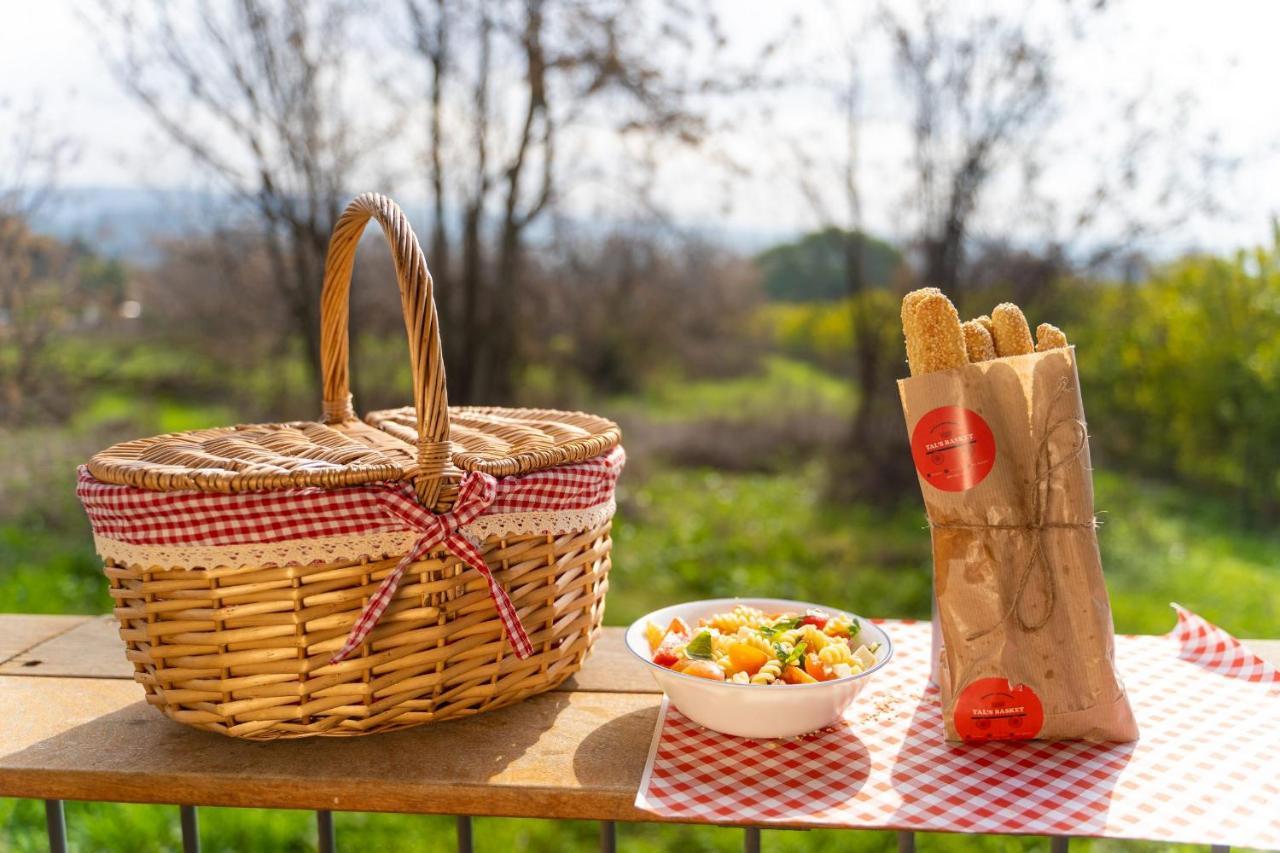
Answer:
[
  {"xmin": 751, "ymin": 658, "xmax": 783, "ymax": 685},
  {"xmin": 644, "ymin": 606, "xmax": 880, "ymax": 686}
]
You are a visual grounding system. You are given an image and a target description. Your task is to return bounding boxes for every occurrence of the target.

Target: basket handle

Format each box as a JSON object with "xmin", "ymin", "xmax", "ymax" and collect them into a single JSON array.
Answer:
[{"xmin": 320, "ymin": 192, "xmax": 451, "ymax": 510}]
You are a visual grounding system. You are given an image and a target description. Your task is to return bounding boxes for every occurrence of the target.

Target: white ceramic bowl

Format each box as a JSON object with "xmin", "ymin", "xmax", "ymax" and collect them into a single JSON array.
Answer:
[{"xmin": 625, "ymin": 597, "xmax": 894, "ymax": 739}]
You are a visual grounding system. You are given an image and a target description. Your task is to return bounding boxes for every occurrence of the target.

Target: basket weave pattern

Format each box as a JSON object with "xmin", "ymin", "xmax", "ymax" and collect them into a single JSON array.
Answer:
[
  {"xmin": 107, "ymin": 523, "xmax": 611, "ymax": 738},
  {"xmin": 84, "ymin": 193, "xmax": 619, "ymax": 738}
]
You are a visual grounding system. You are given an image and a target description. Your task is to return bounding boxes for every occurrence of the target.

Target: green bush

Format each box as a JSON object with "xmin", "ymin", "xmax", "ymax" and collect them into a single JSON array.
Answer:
[
  {"xmin": 1077, "ymin": 229, "xmax": 1280, "ymax": 521},
  {"xmin": 756, "ymin": 290, "xmax": 904, "ymax": 375}
]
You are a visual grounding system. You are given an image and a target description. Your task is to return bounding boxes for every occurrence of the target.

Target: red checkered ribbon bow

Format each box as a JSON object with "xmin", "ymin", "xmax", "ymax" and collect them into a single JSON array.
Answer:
[{"xmin": 332, "ymin": 470, "xmax": 533, "ymax": 663}]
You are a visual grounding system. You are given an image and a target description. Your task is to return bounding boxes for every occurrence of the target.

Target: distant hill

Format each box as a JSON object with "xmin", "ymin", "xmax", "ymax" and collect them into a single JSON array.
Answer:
[
  {"xmin": 28, "ymin": 186, "xmax": 798, "ymax": 267},
  {"xmin": 756, "ymin": 227, "xmax": 902, "ymax": 301},
  {"xmin": 27, "ymin": 187, "xmax": 241, "ymax": 264}
]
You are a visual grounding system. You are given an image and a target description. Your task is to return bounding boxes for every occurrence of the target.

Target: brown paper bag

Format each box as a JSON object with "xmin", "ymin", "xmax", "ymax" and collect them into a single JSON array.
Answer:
[{"xmin": 898, "ymin": 346, "xmax": 1138, "ymax": 742}]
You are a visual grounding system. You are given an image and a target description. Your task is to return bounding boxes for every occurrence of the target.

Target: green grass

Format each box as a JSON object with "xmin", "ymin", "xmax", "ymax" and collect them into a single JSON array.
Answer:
[
  {"xmin": 1096, "ymin": 472, "xmax": 1280, "ymax": 634},
  {"xmin": 609, "ymin": 465, "xmax": 931, "ymax": 625},
  {"xmin": 4, "ymin": 799, "xmax": 1248, "ymax": 852},
  {"xmin": 73, "ymin": 391, "xmax": 237, "ymax": 436},
  {"xmin": 1, "ymin": 801, "xmax": 1261, "ymax": 852},
  {"xmin": 608, "ymin": 466, "xmax": 1278, "ymax": 637},
  {"xmin": 606, "ymin": 356, "xmax": 854, "ymax": 424},
  {"xmin": 42, "ymin": 338, "xmax": 229, "ymax": 392},
  {"xmin": 0, "ymin": 527, "xmax": 101, "ymax": 614}
]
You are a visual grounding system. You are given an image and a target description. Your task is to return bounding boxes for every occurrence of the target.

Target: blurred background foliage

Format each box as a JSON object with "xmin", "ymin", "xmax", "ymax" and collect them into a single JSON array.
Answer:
[
  {"xmin": 1, "ymin": 0, "xmax": 1278, "ymax": 850},
  {"xmin": 1077, "ymin": 233, "xmax": 1280, "ymax": 521}
]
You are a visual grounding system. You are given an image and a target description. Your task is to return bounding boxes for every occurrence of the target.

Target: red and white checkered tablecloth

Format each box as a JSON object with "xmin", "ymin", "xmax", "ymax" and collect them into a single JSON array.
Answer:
[{"xmin": 635, "ymin": 606, "xmax": 1280, "ymax": 847}]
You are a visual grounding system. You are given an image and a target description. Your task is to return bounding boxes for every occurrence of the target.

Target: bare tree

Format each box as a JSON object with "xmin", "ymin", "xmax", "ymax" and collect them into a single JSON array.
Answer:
[
  {"xmin": 89, "ymin": 0, "xmax": 368, "ymax": 386},
  {"xmin": 401, "ymin": 0, "xmax": 763, "ymax": 402},
  {"xmin": 882, "ymin": 0, "xmax": 1056, "ymax": 302},
  {"xmin": 0, "ymin": 100, "xmax": 78, "ymax": 421},
  {"xmin": 526, "ymin": 225, "xmax": 762, "ymax": 397},
  {"xmin": 791, "ymin": 38, "xmax": 917, "ymax": 500},
  {"xmin": 882, "ymin": 0, "xmax": 1232, "ymax": 306},
  {"xmin": 793, "ymin": 0, "xmax": 1230, "ymax": 499}
]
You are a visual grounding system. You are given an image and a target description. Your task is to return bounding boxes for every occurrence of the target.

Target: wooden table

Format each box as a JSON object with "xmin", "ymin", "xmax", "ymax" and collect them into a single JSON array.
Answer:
[
  {"xmin": 2, "ymin": 615, "xmax": 1276, "ymax": 852},
  {"xmin": 0, "ymin": 615, "xmax": 664, "ymax": 818}
]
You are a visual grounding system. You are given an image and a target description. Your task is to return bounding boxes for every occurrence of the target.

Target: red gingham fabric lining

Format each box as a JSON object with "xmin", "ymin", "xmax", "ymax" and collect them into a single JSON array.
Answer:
[
  {"xmin": 77, "ymin": 446, "xmax": 624, "ymax": 546},
  {"xmin": 635, "ymin": 610, "xmax": 1280, "ymax": 847},
  {"xmin": 77, "ymin": 446, "xmax": 623, "ymax": 662}
]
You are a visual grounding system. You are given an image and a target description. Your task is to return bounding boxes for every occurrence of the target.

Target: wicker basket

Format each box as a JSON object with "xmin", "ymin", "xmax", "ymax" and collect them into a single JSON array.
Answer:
[{"xmin": 77, "ymin": 193, "xmax": 622, "ymax": 739}]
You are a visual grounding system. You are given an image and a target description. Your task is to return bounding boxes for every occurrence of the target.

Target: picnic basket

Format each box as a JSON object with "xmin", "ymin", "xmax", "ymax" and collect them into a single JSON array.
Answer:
[{"xmin": 76, "ymin": 193, "xmax": 623, "ymax": 739}]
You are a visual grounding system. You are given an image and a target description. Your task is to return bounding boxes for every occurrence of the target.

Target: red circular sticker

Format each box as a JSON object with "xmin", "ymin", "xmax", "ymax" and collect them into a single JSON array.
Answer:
[
  {"xmin": 953, "ymin": 677, "xmax": 1044, "ymax": 742},
  {"xmin": 910, "ymin": 406, "xmax": 996, "ymax": 492}
]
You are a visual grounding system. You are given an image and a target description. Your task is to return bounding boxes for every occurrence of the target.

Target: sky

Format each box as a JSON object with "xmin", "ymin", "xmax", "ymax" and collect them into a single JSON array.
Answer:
[{"xmin": 2, "ymin": 0, "xmax": 1278, "ymax": 256}]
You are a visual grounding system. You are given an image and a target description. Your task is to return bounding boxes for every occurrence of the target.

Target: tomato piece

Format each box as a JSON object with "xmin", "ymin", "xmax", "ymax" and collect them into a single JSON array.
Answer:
[
  {"xmin": 782, "ymin": 665, "xmax": 817, "ymax": 684},
  {"xmin": 727, "ymin": 643, "xmax": 769, "ymax": 676},
  {"xmin": 681, "ymin": 659, "xmax": 726, "ymax": 680},
  {"xmin": 800, "ymin": 609, "xmax": 830, "ymax": 629},
  {"xmin": 804, "ymin": 652, "xmax": 830, "ymax": 681},
  {"xmin": 652, "ymin": 630, "xmax": 688, "ymax": 668}
]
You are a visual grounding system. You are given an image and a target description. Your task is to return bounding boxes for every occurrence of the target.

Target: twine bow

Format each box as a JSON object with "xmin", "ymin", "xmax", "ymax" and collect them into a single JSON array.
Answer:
[
  {"xmin": 933, "ymin": 378, "xmax": 1093, "ymax": 641},
  {"xmin": 330, "ymin": 471, "xmax": 534, "ymax": 663}
]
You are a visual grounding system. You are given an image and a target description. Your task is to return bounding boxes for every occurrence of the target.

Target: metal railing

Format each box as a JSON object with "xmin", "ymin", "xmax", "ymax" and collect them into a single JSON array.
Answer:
[{"xmin": 32, "ymin": 799, "xmax": 1240, "ymax": 852}]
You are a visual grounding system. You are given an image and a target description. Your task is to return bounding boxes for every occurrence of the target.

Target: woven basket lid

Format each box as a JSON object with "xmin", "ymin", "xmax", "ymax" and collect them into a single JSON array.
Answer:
[
  {"xmin": 86, "ymin": 408, "xmax": 619, "ymax": 494},
  {"xmin": 84, "ymin": 194, "xmax": 619, "ymax": 509},
  {"xmin": 365, "ymin": 406, "xmax": 619, "ymax": 478}
]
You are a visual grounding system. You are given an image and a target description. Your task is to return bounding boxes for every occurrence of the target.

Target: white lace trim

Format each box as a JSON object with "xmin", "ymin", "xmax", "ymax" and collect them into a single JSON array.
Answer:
[
  {"xmin": 93, "ymin": 500, "xmax": 616, "ymax": 571},
  {"xmin": 461, "ymin": 499, "xmax": 614, "ymax": 540}
]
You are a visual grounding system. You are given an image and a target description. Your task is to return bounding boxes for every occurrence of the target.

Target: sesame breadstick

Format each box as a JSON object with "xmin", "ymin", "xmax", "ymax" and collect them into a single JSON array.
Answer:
[
  {"xmin": 991, "ymin": 302, "xmax": 1035, "ymax": 357},
  {"xmin": 901, "ymin": 288, "xmax": 941, "ymax": 373},
  {"xmin": 904, "ymin": 291, "xmax": 967, "ymax": 375},
  {"xmin": 1036, "ymin": 322, "xmax": 1069, "ymax": 352},
  {"xmin": 901, "ymin": 287, "xmax": 941, "ymax": 321},
  {"xmin": 974, "ymin": 314, "xmax": 993, "ymax": 336},
  {"xmin": 961, "ymin": 320, "xmax": 996, "ymax": 363}
]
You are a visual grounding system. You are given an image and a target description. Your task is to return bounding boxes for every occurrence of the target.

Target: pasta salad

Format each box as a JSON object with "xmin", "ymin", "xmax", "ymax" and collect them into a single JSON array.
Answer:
[{"xmin": 644, "ymin": 604, "xmax": 880, "ymax": 684}]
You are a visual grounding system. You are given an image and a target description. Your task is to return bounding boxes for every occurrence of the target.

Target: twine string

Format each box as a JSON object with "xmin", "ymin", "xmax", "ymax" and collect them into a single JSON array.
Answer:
[{"xmin": 931, "ymin": 378, "xmax": 1092, "ymax": 641}]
